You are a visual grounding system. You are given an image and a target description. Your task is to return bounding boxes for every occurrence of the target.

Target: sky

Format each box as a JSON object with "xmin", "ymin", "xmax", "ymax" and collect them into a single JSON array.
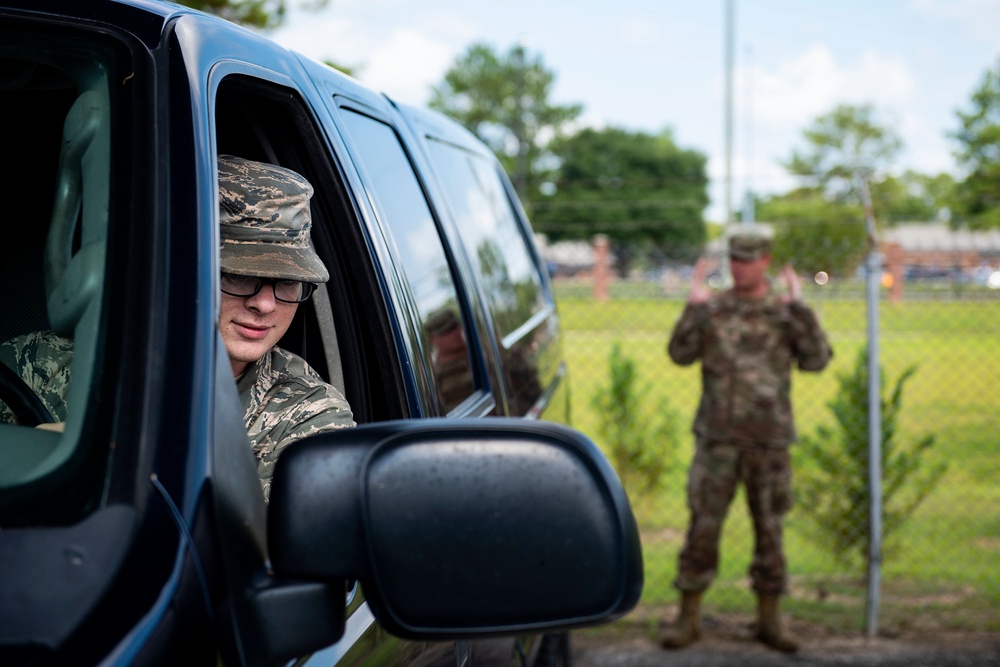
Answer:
[{"xmin": 270, "ymin": 0, "xmax": 1000, "ymax": 223}]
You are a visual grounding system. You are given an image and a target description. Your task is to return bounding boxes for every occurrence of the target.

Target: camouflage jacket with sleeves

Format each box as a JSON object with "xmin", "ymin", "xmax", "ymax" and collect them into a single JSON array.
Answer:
[
  {"xmin": 237, "ymin": 345, "xmax": 354, "ymax": 501},
  {"xmin": 0, "ymin": 330, "xmax": 354, "ymax": 500},
  {"xmin": 667, "ymin": 289, "xmax": 832, "ymax": 446}
]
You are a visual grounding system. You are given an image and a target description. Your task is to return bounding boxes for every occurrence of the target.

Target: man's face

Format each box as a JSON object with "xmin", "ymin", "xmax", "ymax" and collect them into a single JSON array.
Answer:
[
  {"xmin": 220, "ymin": 281, "xmax": 298, "ymax": 376},
  {"xmin": 730, "ymin": 254, "xmax": 771, "ymax": 294}
]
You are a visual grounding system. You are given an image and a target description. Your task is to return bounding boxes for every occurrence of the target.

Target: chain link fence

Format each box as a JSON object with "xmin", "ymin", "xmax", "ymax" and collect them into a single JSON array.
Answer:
[{"xmin": 546, "ymin": 230, "xmax": 1000, "ymax": 638}]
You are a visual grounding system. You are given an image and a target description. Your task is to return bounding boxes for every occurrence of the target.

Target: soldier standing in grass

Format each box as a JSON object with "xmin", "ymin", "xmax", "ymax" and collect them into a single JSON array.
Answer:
[{"xmin": 660, "ymin": 229, "xmax": 832, "ymax": 653}]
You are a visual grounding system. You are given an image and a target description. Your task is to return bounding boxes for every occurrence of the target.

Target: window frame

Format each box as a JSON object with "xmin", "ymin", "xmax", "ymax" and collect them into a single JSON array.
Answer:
[{"xmin": 332, "ymin": 97, "xmax": 495, "ymax": 418}]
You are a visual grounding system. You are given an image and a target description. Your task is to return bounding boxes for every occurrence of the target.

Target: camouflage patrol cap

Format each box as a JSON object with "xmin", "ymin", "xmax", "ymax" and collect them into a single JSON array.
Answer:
[
  {"xmin": 218, "ymin": 155, "xmax": 329, "ymax": 283},
  {"xmin": 728, "ymin": 229, "xmax": 772, "ymax": 261}
]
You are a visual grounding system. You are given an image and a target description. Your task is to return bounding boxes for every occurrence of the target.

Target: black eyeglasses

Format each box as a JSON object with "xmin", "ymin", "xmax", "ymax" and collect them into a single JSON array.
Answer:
[{"xmin": 221, "ymin": 273, "xmax": 316, "ymax": 303}]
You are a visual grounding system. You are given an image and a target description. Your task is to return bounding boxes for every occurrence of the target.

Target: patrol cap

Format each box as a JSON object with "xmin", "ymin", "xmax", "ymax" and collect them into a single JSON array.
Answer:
[
  {"xmin": 728, "ymin": 229, "xmax": 772, "ymax": 261},
  {"xmin": 218, "ymin": 155, "xmax": 329, "ymax": 283},
  {"xmin": 426, "ymin": 307, "xmax": 460, "ymax": 337}
]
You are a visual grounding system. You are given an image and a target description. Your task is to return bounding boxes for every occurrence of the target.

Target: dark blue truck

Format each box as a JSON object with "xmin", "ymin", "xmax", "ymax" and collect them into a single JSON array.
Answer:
[{"xmin": 0, "ymin": 1, "xmax": 643, "ymax": 665}]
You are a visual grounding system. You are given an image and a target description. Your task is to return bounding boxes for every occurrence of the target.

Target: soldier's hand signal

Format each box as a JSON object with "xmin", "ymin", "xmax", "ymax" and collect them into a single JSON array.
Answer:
[
  {"xmin": 781, "ymin": 264, "xmax": 802, "ymax": 303},
  {"xmin": 690, "ymin": 258, "xmax": 711, "ymax": 304}
]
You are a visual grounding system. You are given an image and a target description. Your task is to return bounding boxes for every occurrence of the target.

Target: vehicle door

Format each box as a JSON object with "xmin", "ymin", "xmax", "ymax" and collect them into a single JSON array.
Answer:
[
  {"xmin": 391, "ymin": 104, "xmax": 570, "ymax": 425},
  {"xmin": 297, "ymin": 60, "xmax": 537, "ymax": 664},
  {"xmin": 188, "ymin": 38, "xmax": 469, "ymax": 667}
]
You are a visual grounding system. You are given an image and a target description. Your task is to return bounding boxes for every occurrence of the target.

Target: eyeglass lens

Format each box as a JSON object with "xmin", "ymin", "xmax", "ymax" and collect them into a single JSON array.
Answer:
[{"xmin": 221, "ymin": 273, "xmax": 314, "ymax": 303}]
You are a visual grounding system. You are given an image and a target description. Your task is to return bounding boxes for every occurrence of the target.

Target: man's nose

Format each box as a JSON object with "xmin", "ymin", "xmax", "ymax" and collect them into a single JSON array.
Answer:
[{"xmin": 245, "ymin": 284, "xmax": 278, "ymax": 311}]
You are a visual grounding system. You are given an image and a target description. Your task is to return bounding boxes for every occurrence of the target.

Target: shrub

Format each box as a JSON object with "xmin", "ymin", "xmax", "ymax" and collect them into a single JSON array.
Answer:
[
  {"xmin": 795, "ymin": 347, "xmax": 947, "ymax": 568},
  {"xmin": 591, "ymin": 342, "xmax": 680, "ymax": 494}
]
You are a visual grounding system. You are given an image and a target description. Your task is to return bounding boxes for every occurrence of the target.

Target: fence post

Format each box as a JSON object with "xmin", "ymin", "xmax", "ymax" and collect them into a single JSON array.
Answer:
[
  {"xmin": 860, "ymin": 176, "xmax": 883, "ymax": 638},
  {"xmin": 592, "ymin": 234, "xmax": 611, "ymax": 302},
  {"xmin": 885, "ymin": 241, "xmax": 904, "ymax": 303}
]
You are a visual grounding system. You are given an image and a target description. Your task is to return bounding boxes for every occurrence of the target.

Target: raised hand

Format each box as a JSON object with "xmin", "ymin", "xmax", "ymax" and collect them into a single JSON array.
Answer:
[
  {"xmin": 781, "ymin": 264, "xmax": 802, "ymax": 303},
  {"xmin": 689, "ymin": 258, "xmax": 711, "ymax": 304}
]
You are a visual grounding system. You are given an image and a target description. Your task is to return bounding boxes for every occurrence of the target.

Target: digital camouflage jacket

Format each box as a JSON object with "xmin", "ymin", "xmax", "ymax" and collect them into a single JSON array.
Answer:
[
  {"xmin": 667, "ymin": 289, "xmax": 832, "ymax": 446},
  {"xmin": 237, "ymin": 345, "xmax": 354, "ymax": 501}
]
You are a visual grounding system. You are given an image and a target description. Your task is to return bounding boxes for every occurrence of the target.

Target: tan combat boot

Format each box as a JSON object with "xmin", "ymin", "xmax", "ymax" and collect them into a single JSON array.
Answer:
[
  {"xmin": 659, "ymin": 591, "xmax": 703, "ymax": 649},
  {"xmin": 755, "ymin": 593, "xmax": 799, "ymax": 653}
]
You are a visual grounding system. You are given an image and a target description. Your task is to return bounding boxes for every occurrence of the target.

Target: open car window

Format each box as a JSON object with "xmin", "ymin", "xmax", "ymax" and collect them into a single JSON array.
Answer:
[{"xmin": 212, "ymin": 74, "xmax": 409, "ymax": 427}]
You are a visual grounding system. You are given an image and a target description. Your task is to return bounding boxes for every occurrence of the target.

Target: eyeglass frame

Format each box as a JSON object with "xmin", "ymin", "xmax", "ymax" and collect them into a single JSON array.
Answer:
[{"xmin": 220, "ymin": 272, "xmax": 317, "ymax": 303}]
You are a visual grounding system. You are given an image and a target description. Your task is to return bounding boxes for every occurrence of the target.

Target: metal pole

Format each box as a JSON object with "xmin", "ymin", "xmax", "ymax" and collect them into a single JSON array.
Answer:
[
  {"xmin": 513, "ymin": 42, "xmax": 528, "ymax": 200},
  {"xmin": 859, "ymin": 174, "xmax": 882, "ymax": 638},
  {"xmin": 741, "ymin": 44, "xmax": 754, "ymax": 226},
  {"xmin": 725, "ymin": 0, "xmax": 734, "ymax": 225}
]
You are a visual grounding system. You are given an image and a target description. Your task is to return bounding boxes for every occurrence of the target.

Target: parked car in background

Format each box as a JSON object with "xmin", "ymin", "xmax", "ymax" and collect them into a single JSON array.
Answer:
[{"xmin": 0, "ymin": 1, "xmax": 643, "ymax": 665}]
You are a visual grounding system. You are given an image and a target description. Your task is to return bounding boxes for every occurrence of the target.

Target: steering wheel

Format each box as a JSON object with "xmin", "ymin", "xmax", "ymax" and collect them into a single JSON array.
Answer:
[{"xmin": 0, "ymin": 361, "xmax": 55, "ymax": 427}]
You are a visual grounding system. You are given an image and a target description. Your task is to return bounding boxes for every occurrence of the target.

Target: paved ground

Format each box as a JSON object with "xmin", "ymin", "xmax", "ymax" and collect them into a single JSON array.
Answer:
[{"xmin": 571, "ymin": 616, "xmax": 1000, "ymax": 667}]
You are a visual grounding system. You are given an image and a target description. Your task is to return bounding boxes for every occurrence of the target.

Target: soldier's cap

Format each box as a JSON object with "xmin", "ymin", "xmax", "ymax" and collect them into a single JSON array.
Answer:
[
  {"xmin": 218, "ymin": 155, "xmax": 329, "ymax": 284},
  {"xmin": 728, "ymin": 230, "xmax": 772, "ymax": 261},
  {"xmin": 426, "ymin": 307, "xmax": 460, "ymax": 337}
]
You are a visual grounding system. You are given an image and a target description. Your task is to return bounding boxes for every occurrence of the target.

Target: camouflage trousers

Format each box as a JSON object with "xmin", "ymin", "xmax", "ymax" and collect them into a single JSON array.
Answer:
[{"xmin": 674, "ymin": 438, "xmax": 792, "ymax": 595}]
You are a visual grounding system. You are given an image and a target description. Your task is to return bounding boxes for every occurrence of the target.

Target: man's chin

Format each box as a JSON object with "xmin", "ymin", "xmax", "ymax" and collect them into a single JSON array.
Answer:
[{"xmin": 226, "ymin": 342, "xmax": 271, "ymax": 368}]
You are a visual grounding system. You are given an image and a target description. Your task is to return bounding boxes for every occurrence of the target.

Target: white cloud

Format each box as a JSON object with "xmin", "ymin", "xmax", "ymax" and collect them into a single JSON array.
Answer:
[
  {"xmin": 748, "ymin": 44, "xmax": 845, "ymax": 127},
  {"xmin": 269, "ymin": 14, "xmax": 370, "ymax": 69},
  {"xmin": 896, "ymin": 111, "xmax": 956, "ymax": 175},
  {"xmin": 360, "ymin": 28, "xmax": 457, "ymax": 104},
  {"xmin": 746, "ymin": 44, "xmax": 916, "ymax": 132},
  {"xmin": 272, "ymin": 7, "xmax": 479, "ymax": 105}
]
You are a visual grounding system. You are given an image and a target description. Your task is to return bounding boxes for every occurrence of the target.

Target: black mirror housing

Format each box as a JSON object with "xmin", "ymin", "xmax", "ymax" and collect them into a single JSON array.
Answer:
[{"xmin": 267, "ymin": 419, "xmax": 643, "ymax": 639}]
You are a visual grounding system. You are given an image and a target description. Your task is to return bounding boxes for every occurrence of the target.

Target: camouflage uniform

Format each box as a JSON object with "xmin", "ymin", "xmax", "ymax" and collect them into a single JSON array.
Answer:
[
  {"xmin": 239, "ymin": 345, "xmax": 353, "ymax": 502},
  {"xmin": 667, "ymin": 242, "xmax": 832, "ymax": 595},
  {"xmin": 0, "ymin": 330, "xmax": 73, "ymax": 422}
]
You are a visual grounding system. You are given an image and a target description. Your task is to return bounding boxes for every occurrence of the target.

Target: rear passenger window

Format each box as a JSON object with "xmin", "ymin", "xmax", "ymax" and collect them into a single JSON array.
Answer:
[
  {"xmin": 338, "ymin": 108, "xmax": 478, "ymax": 415},
  {"xmin": 424, "ymin": 140, "xmax": 548, "ymax": 345}
]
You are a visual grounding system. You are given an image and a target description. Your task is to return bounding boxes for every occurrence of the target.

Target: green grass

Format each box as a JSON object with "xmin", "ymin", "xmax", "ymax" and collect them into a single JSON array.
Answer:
[{"xmin": 555, "ymin": 292, "xmax": 1000, "ymax": 632}]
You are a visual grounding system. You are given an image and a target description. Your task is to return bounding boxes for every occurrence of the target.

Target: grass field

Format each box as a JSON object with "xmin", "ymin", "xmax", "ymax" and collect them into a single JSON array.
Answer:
[{"xmin": 555, "ymin": 290, "xmax": 1000, "ymax": 633}]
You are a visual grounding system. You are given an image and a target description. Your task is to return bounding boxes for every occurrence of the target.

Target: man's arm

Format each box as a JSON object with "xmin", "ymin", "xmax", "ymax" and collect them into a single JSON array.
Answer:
[
  {"xmin": 781, "ymin": 266, "xmax": 833, "ymax": 372},
  {"xmin": 254, "ymin": 384, "xmax": 355, "ymax": 502},
  {"xmin": 0, "ymin": 330, "xmax": 74, "ymax": 424},
  {"xmin": 667, "ymin": 258, "xmax": 709, "ymax": 366}
]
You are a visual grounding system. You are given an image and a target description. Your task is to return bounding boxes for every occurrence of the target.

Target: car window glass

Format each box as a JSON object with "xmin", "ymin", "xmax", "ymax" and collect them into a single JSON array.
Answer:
[
  {"xmin": 338, "ymin": 108, "xmax": 477, "ymax": 414},
  {"xmin": 424, "ymin": 139, "xmax": 547, "ymax": 345},
  {"xmin": 0, "ymin": 31, "xmax": 117, "ymax": 525}
]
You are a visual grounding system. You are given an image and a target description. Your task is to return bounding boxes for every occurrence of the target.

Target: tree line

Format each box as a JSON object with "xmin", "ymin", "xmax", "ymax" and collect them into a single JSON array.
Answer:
[
  {"xmin": 430, "ymin": 43, "xmax": 1000, "ymax": 277},
  {"xmin": 183, "ymin": 1, "xmax": 1000, "ymax": 277}
]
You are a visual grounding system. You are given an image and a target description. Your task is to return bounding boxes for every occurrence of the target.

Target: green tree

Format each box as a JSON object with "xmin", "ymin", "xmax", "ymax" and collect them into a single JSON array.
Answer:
[
  {"xmin": 794, "ymin": 348, "xmax": 946, "ymax": 568},
  {"xmin": 531, "ymin": 127, "xmax": 708, "ymax": 263},
  {"xmin": 784, "ymin": 103, "xmax": 903, "ymax": 204},
  {"xmin": 176, "ymin": 0, "xmax": 328, "ymax": 29},
  {"xmin": 757, "ymin": 189, "xmax": 867, "ymax": 277},
  {"xmin": 591, "ymin": 343, "xmax": 680, "ymax": 495},
  {"xmin": 429, "ymin": 42, "xmax": 582, "ymax": 199},
  {"xmin": 952, "ymin": 58, "xmax": 1000, "ymax": 229},
  {"xmin": 768, "ymin": 105, "xmax": 903, "ymax": 276},
  {"xmin": 873, "ymin": 171, "xmax": 956, "ymax": 225}
]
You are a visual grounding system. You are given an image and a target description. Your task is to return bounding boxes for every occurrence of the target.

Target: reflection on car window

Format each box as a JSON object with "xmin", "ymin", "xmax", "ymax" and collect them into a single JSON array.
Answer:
[
  {"xmin": 424, "ymin": 139, "xmax": 547, "ymax": 344},
  {"xmin": 338, "ymin": 109, "xmax": 476, "ymax": 414}
]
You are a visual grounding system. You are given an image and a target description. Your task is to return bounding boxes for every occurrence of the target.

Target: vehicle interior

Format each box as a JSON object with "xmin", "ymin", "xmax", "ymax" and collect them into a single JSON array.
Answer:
[{"xmin": 0, "ymin": 50, "xmax": 410, "ymax": 524}]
